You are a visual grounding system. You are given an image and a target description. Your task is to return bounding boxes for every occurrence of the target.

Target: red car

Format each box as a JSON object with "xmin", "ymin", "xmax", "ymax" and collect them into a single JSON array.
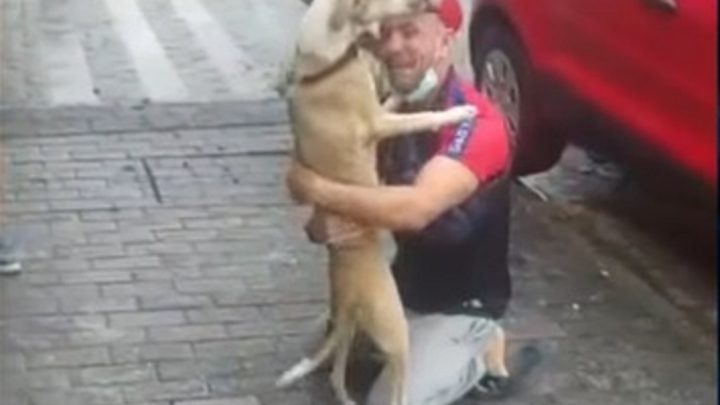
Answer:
[{"xmin": 468, "ymin": 0, "xmax": 717, "ymax": 193}]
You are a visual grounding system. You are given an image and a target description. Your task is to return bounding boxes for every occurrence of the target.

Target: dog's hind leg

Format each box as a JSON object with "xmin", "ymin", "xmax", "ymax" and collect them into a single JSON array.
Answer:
[
  {"xmin": 386, "ymin": 343, "xmax": 409, "ymax": 405},
  {"xmin": 365, "ymin": 308, "xmax": 410, "ymax": 405},
  {"xmin": 276, "ymin": 329, "xmax": 339, "ymax": 388},
  {"xmin": 330, "ymin": 328, "xmax": 357, "ymax": 405}
]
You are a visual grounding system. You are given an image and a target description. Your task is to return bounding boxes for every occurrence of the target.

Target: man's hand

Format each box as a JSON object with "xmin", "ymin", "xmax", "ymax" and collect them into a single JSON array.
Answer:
[{"xmin": 285, "ymin": 159, "xmax": 320, "ymax": 205}]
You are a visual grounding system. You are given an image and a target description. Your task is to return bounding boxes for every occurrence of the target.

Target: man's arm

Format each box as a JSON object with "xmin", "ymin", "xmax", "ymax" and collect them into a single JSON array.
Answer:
[{"xmin": 287, "ymin": 155, "xmax": 479, "ymax": 232}]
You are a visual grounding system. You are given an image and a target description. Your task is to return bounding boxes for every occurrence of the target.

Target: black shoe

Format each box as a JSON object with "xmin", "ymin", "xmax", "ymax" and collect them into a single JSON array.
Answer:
[
  {"xmin": 465, "ymin": 345, "xmax": 542, "ymax": 401},
  {"xmin": 466, "ymin": 374, "xmax": 513, "ymax": 400}
]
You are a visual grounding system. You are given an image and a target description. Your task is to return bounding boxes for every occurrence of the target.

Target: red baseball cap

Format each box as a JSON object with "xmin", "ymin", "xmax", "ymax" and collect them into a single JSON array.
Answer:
[{"xmin": 434, "ymin": 0, "xmax": 463, "ymax": 32}]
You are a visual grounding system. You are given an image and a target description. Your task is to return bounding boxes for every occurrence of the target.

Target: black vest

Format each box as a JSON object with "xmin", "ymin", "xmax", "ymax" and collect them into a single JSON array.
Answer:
[{"xmin": 378, "ymin": 109, "xmax": 512, "ymax": 320}]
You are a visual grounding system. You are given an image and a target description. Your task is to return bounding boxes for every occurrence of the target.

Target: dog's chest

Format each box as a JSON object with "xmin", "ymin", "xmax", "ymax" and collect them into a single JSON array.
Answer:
[
  {"xmin": 297, "ymin": 126, "xmax": 377, "ymax": 185},
  {"xmin": 291, "ymin": 60, "xmax": 381, "ymax": 184}
]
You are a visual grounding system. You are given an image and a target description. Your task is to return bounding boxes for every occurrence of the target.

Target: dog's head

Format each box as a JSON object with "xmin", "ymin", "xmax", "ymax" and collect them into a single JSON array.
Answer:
[
  {"xmin": 330, "ymin": 0, "xmax": 439, "ymax": 34},
  {"xmin": 295, "ymin": 0, "xmax": 443, "ymax": 79}
]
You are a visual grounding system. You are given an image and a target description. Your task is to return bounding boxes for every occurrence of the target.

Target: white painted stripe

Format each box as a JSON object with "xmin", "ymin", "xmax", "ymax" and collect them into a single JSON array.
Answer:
[
  {"xmin": 40, "ymin": 30, "xmax": 100, "ymax": 105},
  {"xmin": 103, "ymin": 0, "xmax": 188, "ymax": 102},
  {"xmin": 170, "ymin": 0, "xmax": 266, "ymax": 96}
]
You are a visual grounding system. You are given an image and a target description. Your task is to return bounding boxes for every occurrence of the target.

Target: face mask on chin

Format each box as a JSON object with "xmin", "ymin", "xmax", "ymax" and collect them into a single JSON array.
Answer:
[{"xmin": 401, "ymin": 68, "xmax": 439, "ymax": 104}]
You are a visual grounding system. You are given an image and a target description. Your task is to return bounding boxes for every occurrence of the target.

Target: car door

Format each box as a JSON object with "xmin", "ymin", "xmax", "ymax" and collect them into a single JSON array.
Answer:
[{"xmin": 547, "ymin": 0, "xmax": 717, "ymax": 184}]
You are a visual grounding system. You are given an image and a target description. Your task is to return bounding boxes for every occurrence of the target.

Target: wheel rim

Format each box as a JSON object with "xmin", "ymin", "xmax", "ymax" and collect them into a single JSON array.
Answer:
[{"xmin": 480, "ymin": 50, "xmax": 521, "ymax": 148}]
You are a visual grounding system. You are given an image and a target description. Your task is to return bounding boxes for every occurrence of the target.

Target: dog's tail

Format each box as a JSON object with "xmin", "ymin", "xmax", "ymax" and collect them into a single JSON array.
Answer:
[
  {"xmin": 276, "ymin": 333, "xmax": 338, "ymax": 388},
  {"xmin": 276, "ymin": 330, "xmax": 340, "ymax": 388}
]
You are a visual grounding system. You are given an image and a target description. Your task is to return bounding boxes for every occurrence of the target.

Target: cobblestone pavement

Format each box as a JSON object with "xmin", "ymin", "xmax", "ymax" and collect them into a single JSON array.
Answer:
[
  {"xmin": 0, "ymin": 0, "xmax": 304, "ymax": 109},
  {"xmin": 0, "ymin": 104, "xmax": 715, "ymax": 405}
]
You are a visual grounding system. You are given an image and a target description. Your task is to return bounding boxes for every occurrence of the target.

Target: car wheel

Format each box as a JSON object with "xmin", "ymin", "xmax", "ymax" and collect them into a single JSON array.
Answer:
[{"xmin": 472, "ymin": 21, "xmax": 566, "ymax": 176}]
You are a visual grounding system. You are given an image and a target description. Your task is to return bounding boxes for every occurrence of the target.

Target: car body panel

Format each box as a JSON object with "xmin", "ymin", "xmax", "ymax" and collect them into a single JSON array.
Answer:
[{"xmin": 470, "ymin": 0, "xmax": 717, "ymax": 186}]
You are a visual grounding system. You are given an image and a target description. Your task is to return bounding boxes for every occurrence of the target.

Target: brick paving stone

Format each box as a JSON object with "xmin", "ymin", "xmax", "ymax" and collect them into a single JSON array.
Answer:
[
  {"xmin": 109, "ymin": 311, "xmax": 187, "ymax": 328},
  {"xmin": 3, "ymin": 368, "xmax": 73, "ymax": 389},
  {"xmin": 93, "ymin": 256, "xmax": 162, "ymax": 270},
  {"xmin": 193, "ymin": 339, "xmax": 275, "ymax": 359},
  {"xmin": 27, "ymin": 347, "xmax": 111, "ymax": 369},
  {"xmin": 263, "ymin": 302, "xmax": 326, "ymax": 320},
  {"xmin": 112, "ymin": 343, "xmax": 195, "ymax": 363},
  {"xmin": 175, "ymin": 278, "xmax": 247, "ymax": 294},
  {"xmin": 79, "ymin": 364, "xmax": 156, "ymax": 385},
  {"xmin": 20, "ymin": 272, "xmax": 61, "ymax": 286},
  {"xmin": 148, "ymin": 324, "xmax": 228, "ymax": 343},
  {"xmin": 0, "ymin": 109, "xmax": 714, "ymax": 405},
  {"xmin": 62, "ymin": 270, "xmax": 134, "ymax": 284},
  {"xmin": 133, "ymin": 269, "xmax": 203, "ymax": 281},
  {"xmin": 101, "ymin": 281, "xmax": 175, "ymax": 297},
  {"xmin": 176, "ymin": 397, "xmax": 261, "ymax": 405},
  {"xmin": 58, "ymin": 244, "xmax": 126, "ymax": 261},
  {"xmin": 140, "ymin": 295, "xmax": 213, "ymax": 310},
  {"xmin": 28, "ymin": 387, "xmax": 125, "ymax": 405},
  {"xmin": 186, "ymin": 307, "xmax": 260, "ymax": 324},
  {"xmin": 61, "ymin": 294, "xmax": 137, "ymax": 315},
  {"xmin": 122, "ymin": 379, "xmax": 208, "ymax": 403},
  {"xmin": 2, "ymin": 295, "xmax": 60, "ymax": 316},
  {"xmin": 225, "ymin": 321, "xmax": 277, "ymax": 339},
  {"xmin": 157, "ymin": 358, "xmax": 241, "ymax": 381},
  {"xmin": 126, "ymin": 242, "xmax": 195, "ymax": 256},
  {"xmin": 65, "ymin": 328, "xmax": 147, "ymax": 347}
]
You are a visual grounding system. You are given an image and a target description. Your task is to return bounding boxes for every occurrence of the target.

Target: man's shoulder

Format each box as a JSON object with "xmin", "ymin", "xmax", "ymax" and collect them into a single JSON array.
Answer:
[
  {"xmin": 452, "ymin": 79, "xmax": 504, "ymax": 120},
  {"xmin": 442, "ymin": 77, "xmax": 508, "ymax": 143},
  {"xmin": 437, "ymin": 75, "xmax": 512, "ymax": 182}
]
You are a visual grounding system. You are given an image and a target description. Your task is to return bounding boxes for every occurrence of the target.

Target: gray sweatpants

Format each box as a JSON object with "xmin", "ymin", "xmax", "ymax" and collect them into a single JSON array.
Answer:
[{"xmin": 366, "ymin": 310, "xmax": 501, "ymax": 405}]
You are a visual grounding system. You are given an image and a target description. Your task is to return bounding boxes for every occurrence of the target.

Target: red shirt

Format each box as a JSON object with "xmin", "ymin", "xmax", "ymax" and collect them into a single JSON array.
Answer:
[{"xmin": 436, "ymin": 73, "xmax": 511, "ymax": 183}]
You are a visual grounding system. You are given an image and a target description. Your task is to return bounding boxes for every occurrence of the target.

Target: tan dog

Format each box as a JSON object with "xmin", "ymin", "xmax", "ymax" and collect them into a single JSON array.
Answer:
[{"xmin": 275, "ymin": 0, "xmax": 477, "ymax": 404}]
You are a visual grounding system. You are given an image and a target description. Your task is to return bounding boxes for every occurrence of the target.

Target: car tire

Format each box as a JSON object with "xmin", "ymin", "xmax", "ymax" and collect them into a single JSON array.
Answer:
[{"xmin": 472, "ymin": 21, "xmax": 566, "ymax": 176}]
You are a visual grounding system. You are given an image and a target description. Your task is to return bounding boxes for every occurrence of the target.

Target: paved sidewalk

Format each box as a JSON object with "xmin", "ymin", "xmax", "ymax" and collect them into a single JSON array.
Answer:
[
  {"xmin": 0, "ymin": 0, "xmax": 304, "ymax": 109},
  {"xmin": 0, "ymin": 103, "xmax": 715, "ymax": 405}
]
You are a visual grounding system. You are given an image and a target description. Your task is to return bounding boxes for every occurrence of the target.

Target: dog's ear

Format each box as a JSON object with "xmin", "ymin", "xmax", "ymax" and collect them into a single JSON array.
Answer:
[
  {"xmin": 329, "ymin": 0, "xmax": 374, "ymax": 31},
  {"xmin": 365, "ymin": 21, "xmax": 381, "ymax": 39},
  {"xmin": 329, "ymin": 0, "xmax": 353, "ymax": 31}
]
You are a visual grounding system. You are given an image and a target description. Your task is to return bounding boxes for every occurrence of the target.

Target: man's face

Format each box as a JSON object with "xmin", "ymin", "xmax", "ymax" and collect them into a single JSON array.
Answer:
[{"xmin": 371, "ymin": 13, "xmax": 452, "ymax": 94}]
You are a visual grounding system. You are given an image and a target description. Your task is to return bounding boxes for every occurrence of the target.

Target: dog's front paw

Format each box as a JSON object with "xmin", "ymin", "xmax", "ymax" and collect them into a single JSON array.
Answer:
[{"xmin": 449, "ymin": 105, "xmax": 478, "ymax": 122}]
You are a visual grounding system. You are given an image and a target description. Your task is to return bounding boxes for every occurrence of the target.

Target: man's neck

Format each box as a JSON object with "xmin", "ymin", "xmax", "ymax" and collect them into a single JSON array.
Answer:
[{"xmin": 404, "ymin": 63, "xmax": 454, "ymax": 111}]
